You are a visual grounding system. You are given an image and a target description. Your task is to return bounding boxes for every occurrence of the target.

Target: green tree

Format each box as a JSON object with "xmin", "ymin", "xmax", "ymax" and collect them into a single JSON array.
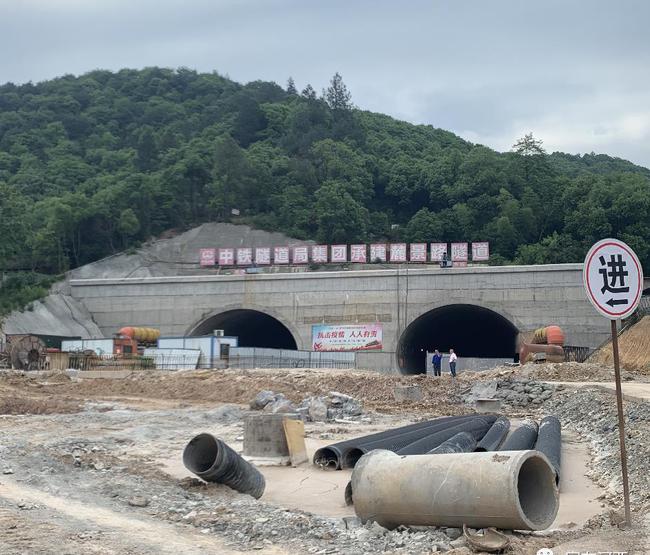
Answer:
[
  {"xmin": 117, "ymin": 208, "xmax": 140, "ymax": 246},
  {"xmin": 325, "ymin": 72, "xmax": 352, "ymax": 111},
  {"xmin": 314, "ymin": 181, "xmax": 369, "ymax": 243},
  {"xmin": 286, "ymin": 77, "xmax": 297, "ymax": 95}
]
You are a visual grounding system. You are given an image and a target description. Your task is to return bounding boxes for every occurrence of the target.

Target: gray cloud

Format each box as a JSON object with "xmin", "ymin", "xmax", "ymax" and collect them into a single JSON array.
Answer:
[{"xmin": 1, "ymin": 0, "xmax": 649, "ymax": 167}]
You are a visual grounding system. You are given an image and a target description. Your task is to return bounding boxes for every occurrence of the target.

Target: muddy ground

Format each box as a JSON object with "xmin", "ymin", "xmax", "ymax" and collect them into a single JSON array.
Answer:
[{"xmin": 1, "ymin": 364, "xmax": 649, "ymax": 554}]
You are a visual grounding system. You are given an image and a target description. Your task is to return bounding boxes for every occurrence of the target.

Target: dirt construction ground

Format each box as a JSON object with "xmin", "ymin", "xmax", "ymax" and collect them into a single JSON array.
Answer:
[{"xmin": 1, "ymin": 363, "xmax": 650, "ymax": 554}]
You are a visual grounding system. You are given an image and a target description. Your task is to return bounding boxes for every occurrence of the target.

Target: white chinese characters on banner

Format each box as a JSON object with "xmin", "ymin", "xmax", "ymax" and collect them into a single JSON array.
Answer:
[
  {"xmin": 311, "ymin": 245, "xmax": 328, "ymax": 263},
  {"xmin": 430, "ymin": 243, "xmax": 447, "ymax": 261},
  {"xmin": 472, "ymin": 242, "xmax": 490, "ymax": 261},
  {"xmin": 370, "ymin": 243, "xmax": 387, "ymax": 262},
  {"xmin": 255, "ymin": 247, "xmax": 271, "ymax": 265},
  {"xmin": 236, "ymin": 248, "xmax": 252, "ymax": 265},
  {"xmin": 218, "ymin": 248, "xmax": 234, "ymax": 265},
  {"xmin": 331, "ymin": 245, "xmax": 347, "ymax": 263},
  {"xmin": 293, "ymin": 246, "xmax": 309, "ymax": 264},
  {"xmin": 390, "ymin": 243, "xmax": 407, "ymax": 262},
  {"xmin": 199, "ymin": 248, "xmax": 216, "ymax": 267},
  {"xmin": 451, "ymin": 242, "xmax": 468, "ymax": 261},
  {"xmin": 274, "ymin": 246, "xmax": 290, "ymax": 264},
  {"xmin": 350, "ymin": 244, "xmax": 367, "ymax": 263},
  {"xmin": 410, "ymin": 243, "xmax": 427, "ymax": 262},
  {"xmin": 202, "ymin": 241, "xmax": 490, "ymax": 267}
]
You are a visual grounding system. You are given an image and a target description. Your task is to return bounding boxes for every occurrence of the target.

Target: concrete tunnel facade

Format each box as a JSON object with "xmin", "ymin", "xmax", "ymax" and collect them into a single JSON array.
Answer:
[{"xmin": 68, "ymin": 263, "xmax": 612, "ymax": 372}]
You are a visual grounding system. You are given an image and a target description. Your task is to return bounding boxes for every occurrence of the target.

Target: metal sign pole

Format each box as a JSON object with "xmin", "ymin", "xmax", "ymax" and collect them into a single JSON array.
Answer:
[{"xmin": 610, "ymin": 318, "xmax": 632, "ymax": 526}]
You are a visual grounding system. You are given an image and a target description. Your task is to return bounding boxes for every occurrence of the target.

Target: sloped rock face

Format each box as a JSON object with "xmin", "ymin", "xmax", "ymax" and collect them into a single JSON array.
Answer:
[
  {"xmin": 2, "ymin": 293, "xmax": 102, "ymax": 339},
  {"xmin": 2, "ymin": 223, "xmax": 305, "ymax": 339}
]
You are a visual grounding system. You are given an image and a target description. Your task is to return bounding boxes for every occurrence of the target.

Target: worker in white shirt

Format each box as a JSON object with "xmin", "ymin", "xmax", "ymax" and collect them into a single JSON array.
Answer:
[{"xmin": 449, "ymin": 349, "xmax": 457, "ymax": 378}]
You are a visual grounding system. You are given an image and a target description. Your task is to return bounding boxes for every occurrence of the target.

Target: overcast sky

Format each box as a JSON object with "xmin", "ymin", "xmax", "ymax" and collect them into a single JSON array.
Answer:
[{"xmin": 1, "ymin": 0, "xmax": 649, "ymax": 168}]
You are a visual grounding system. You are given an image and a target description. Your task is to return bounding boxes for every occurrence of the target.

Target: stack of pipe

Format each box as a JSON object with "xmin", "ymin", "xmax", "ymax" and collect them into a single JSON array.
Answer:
[
  {"xmin": 315, "ymin": 414, "xmax": 561, "ymax": 477},
  {"xmin": 313, "ymin": 415, "xmax": 496, "ymax": 469}
]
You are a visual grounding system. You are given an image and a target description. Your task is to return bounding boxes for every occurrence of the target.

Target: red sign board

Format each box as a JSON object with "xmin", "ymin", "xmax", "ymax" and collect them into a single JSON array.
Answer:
[
  {"xmin": 350, "ymin": 244, "xmax": 367, "ymax": 263},
  {"xmin": 274, "ymin": 246, "xmax": 289, "ymax": 264},
  {"xmin": 255, "ymin": 247, "xmax": 271, "ymax": 265},
  {"xmin": 370, "ymin": 244, "xmax": 387, "ymax": 262},
  {"xmin": 390, "ymin": 243, "xmax": 407, "ymax": 262},
  {"xmin": 199, "ymin": 248, "xmax": 216, "ymax": 267},
  {"xmin": 218, "ymin": 248, "xmax": 234, "ymax": 265},
  {"xmin": 312, "ymin": 245, "xmax": 328, "ymax": 263},
  {"xmin": 451, "ymin": 242, "xmax": 468, "ymax": 261},
  {"xmin": 293, "ymin": 246, "xmax": 309, "ymax": 264},
  {"xmin": 410, "ymin": 243, "xmax": 427, "ymax": 262}
]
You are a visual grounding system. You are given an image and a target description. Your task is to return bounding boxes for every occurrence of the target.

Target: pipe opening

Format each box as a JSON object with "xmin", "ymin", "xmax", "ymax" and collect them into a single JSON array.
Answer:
[
  {"xmin": 182, "ymin": 433, "xmax": 219, "ymax": 474},
  {"xmin": 313, "ymin": 447, "xmax": 340, "ymax": 470},
  {"xmin": 343, "ymin": 448, "xmax": 365, "ymax": 469},
  {"xmin": 517, "ymin": 455, "xmax": 558, "ymax": 528},
  {"xmin": 344, "ymin": 481, "xmax": 353, "ymax": 506}
]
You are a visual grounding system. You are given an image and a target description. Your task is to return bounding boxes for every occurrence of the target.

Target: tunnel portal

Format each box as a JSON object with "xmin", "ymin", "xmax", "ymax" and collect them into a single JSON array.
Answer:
[
  {"xmin": 397, "ymin": 304, "xmax": 518, "ymax": 375},
  {"xmin": 191, "ymin": 309, "xmax": 298, "ymax": 350}
]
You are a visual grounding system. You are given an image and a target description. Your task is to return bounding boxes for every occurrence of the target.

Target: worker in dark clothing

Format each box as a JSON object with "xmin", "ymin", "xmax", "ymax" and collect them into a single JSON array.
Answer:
[{"xmin": 431, "ymin": 349, "xmax": 442, "ymax": 377}]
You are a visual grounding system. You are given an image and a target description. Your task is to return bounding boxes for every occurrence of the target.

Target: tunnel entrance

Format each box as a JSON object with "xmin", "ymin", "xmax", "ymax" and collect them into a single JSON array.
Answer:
[
  {"xmin": 397, "ymin": 304, "xmax": 518, "ymax": 375},
  {"xmin": 191, "ymin": 309, "xmax": 298, "ymax": 350}
]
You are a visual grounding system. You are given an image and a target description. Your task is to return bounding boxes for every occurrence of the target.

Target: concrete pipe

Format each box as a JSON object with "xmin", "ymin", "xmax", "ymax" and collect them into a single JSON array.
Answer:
[
  {"xmin": 351, "ymin": 449, "xmax": 559, "ymax": 531},
  {"xmin": 500, "ymin": 419, "xmax": 538, "ymax": 451},
  {"xmin": 183, "ymin": 433, "xmax": 266, "ymax": 499},
  {"xmin": 534, "ymin": 416, "xmax": 561, "ymax": 485},
  {"xmin": 428, "ymin": 431, "xmax": 477, "ymax": 454},
  {"xmin": 476, "ymin": 416, "xmax": 511, "ymax": 452}
]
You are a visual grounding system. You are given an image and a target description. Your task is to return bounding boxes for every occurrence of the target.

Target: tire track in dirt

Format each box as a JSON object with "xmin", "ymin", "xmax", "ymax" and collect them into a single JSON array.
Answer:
[{"xmin": 0, "ymin": 478, "xmax": 270, "ymax": 555}]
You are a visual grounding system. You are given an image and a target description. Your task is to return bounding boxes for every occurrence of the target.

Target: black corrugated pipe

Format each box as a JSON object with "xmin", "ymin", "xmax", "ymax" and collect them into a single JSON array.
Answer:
[
  {"xmin": 500, "ymin": 419, "xmax": 539, "ymax": 451},
  {"xmin": 314, "ymin": 415, "xmax": 473, "ymax": 470},
  {"xmin": 183, "ymin": 433, "xmax": 265, "ymax": 499},
  {"xmin": 341, "ymin": 415, "xmax": 481, "ymax": 468},
  {"xmin": 428, "ymin": 431, "xmax": 477, "ymax": 454},
  {"xmin": 475, "ymin": 416, "xmax": 511, "ymax": 452},
  {"xmin": 396, "ymin": 416, "xmax": 497, "ymax": 456},
  {"xmin": 534, "ymin": 416, "xmax": 561, "ymax": 485}
]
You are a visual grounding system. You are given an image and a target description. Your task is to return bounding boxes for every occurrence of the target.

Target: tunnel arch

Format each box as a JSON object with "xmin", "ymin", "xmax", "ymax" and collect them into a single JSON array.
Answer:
[
  {"xmin": 397, "ymin": 303, "xmax": 519, "ymax": 375},
  {"xmin": 189, "ymin": 307, "xmax": 299, "ymax": 350}
]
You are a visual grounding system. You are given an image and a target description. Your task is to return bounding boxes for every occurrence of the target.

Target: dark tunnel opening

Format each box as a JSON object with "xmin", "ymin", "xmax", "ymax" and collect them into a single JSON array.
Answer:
[
  {"xmin": 397, "ymin": 304, "xmax": 518, "ymax": 375},
  {"xmin": 191, "ymin": 309, "xmax": 298, "ymax": 350}
]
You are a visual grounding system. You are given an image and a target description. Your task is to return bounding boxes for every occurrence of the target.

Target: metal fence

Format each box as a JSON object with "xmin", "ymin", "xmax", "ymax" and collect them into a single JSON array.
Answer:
[
  {"xmin": 228, "ymin": 347, "xmax": 356, "ymax": 369},
  {"xmin": 564, "ymin": 345, "xmax": 592, "ymax": 363},
  {"xmin": 66, "ymin": 353, "xmax": 198, "ymax": 371}
]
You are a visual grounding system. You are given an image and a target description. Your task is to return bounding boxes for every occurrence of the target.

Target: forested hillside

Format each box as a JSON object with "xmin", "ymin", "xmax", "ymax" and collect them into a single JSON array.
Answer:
[{"xmin": 1, "ymin": 67, "xmax": 649, "ymax": 291}]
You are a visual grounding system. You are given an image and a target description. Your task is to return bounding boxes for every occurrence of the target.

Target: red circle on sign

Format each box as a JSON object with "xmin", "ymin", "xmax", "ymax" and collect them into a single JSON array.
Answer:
[{"xmin": 584, "ymin": 240, "xmax": 642, "ymax": 318}]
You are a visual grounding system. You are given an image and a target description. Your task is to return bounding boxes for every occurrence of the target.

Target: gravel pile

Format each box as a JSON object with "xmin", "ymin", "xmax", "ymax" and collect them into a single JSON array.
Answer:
[
  {"xmin": 463, "ymin": 378, "xmax": 556, "ymax": 408},
  {"xmin": 250, "ymin": 390, "xmax": 364, "ymax": 422},
  {"xmin": 519, "ymin": 361, "xmax": 637, "ymax": 382},
  {"xmin": 548, "ymin": 387, "xmax": 650, "ymax": 513},
  {"xmin": 492, "ymin": 378, "xmax": 556, "ymax": 407},
  {"xmin": 145, "ymin": 478, "xmax": 461, "ymax": 554}
]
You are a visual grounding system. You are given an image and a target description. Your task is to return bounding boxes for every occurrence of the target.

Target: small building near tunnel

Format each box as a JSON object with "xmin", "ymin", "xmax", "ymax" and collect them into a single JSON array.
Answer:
[{"xmin": 68, "ymin": 263, "xmax": 612, "ymax": 375}]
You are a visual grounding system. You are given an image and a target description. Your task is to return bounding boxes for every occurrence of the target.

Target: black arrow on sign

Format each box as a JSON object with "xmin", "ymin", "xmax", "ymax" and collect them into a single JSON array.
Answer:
[{"xmin": 606, "ymin": 298, "xmax": 628, "ymax": 307}]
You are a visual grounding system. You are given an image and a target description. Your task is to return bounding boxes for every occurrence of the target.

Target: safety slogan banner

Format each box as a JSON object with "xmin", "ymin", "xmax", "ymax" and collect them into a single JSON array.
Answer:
[{"xmin": 312, "ymin": 324, "xmax": 383, "ymax": 352}]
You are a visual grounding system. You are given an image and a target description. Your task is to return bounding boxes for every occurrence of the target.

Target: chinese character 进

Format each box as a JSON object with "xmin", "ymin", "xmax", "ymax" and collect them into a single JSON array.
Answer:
[{"xmin": 599, "ymin": 254, "xmax": 629, "ymax": 294}]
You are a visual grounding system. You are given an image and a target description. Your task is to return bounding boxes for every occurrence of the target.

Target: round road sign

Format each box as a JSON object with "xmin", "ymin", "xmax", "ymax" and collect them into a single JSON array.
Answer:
[{"xmin": 583, "ymin": 238, "xmax": 644, "ymax": 320}]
